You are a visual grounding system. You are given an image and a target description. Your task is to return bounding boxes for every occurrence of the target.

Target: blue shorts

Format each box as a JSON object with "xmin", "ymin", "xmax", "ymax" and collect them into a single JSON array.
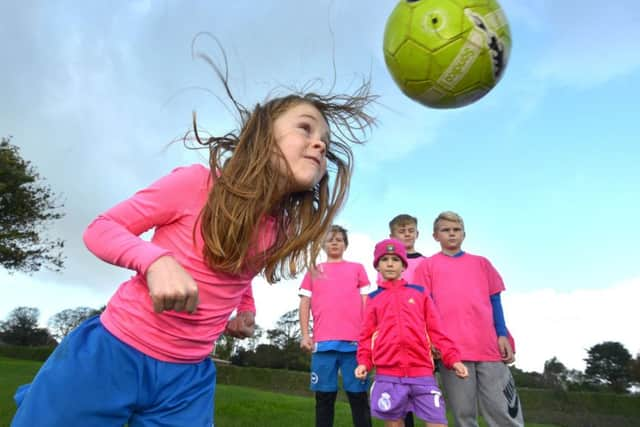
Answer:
[
  {"xmin": 310, "ymin": 350, "xmax": 369, "ymax": 393},
  {"xmin": 370, "ymin": 375, "xmax": 446, "ymax": 423},
  {"xmin": 11, "ymin": 316, "xmax": 216, "ymax": 427}
]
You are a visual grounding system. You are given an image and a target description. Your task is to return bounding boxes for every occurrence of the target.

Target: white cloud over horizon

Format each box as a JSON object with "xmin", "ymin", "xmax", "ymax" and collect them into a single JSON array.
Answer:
[{"xmin": 505, "ymin": 276, "xmax": 640, "ymax": 372}]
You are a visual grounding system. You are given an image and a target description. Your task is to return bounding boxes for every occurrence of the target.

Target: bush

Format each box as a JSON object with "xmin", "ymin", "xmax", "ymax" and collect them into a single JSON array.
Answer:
[
  {"xmin": 0, "ymin": 344, "xmax": 56, "ymax": 361},
  {"xmin": 216, "ymin": 364, "xmax": 312, "ymax": 397}
]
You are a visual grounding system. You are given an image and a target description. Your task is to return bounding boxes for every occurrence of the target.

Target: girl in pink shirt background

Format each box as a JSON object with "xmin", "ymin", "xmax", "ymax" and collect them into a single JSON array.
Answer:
[
  {"xmin": 299, "ymin": 225, "xmax": 374, "ymax": 427},
  {"xmin": 11, "ymin": 55, "xmax": 377, "ymax": 426}
]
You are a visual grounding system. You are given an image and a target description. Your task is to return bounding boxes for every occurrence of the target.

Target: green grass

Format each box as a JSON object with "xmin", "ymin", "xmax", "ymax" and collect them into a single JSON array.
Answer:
[
  {"xmin": 0, "ymin": 357, "xmax": 41, "ymax": 427},
  {"xmin": 215, "ymin": 384, "xmax": 557, "ymax": 427},
  {"xmin": 0, "ymin": 356, "xmax": 557, "ymax": 427}
]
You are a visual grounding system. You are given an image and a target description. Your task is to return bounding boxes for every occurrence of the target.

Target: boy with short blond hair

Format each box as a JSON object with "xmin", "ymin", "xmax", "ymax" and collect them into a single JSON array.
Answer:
[{"xmin": 415, "ymin": 211, "xmax": 524, "ymax": 427}]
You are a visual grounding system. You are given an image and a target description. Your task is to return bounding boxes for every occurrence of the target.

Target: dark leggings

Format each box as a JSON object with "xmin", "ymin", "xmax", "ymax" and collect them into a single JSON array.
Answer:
[
  {"xmin": 404, "ymin": 411, "xmax": 415, "ymax": 427},
  {"xmin": 315, "ymin": 391, "xmax": 371, "ymax": 427}
]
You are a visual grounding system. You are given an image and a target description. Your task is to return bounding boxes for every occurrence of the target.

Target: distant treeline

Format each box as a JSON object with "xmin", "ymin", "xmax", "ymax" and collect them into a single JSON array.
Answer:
[{"xmin": 2, "ymin": 305, "xmax": 640, "ymax": 396}]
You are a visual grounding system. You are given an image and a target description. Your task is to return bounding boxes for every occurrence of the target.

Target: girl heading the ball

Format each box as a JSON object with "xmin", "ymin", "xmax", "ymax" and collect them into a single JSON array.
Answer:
[{"xmin": 11, "ymin": 44, "xmax": 377, "ymax": 427}]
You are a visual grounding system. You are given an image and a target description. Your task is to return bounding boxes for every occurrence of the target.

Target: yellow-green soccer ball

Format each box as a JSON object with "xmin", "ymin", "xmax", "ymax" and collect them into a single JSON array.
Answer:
[{"xmin": 383, "ymin": 0, "xmax": 511, "ymax": 108}]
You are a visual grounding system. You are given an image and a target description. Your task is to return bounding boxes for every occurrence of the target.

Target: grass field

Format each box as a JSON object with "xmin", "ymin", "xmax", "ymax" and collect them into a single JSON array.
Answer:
[{"xmin": 0, "ymin": 356, "xmax": 558, "ymax": 427}]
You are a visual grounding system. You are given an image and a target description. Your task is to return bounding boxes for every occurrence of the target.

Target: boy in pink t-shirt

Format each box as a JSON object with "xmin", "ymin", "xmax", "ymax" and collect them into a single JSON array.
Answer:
[
  {"xmin": 414, "ymin": 211, "xmax": 524, "ymax": 427},
  {"xmin": 299, "ymin": 225, "xmax": 374, "ymax": 427}
]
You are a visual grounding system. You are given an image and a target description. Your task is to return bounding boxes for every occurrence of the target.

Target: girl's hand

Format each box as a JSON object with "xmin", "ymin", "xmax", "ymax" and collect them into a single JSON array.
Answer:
[
  {"xmin": 498, "ymin": 336, "xmax": 515, "ymax": 364},
  {"xmin": 300, "ymin": 335, "xmax": 314, "ymax": 352},
  {"xmin": 225, "ymin": 311, "xmax": 256, "ymax": 338},
  {"xmin": 453, "ymin": 362, "xmax": 468, "ymax": 379},
  {"xmin": 354, "ymin": 365, "xmax": 368, "ymax": 380},
  {"xmin": 145, "ymin": 255, "xmax": 199, "ymax": 313}
]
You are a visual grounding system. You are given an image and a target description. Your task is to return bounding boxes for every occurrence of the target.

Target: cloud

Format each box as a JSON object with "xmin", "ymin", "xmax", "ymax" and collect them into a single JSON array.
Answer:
[
  {"xmin": 0, "ymin": 270, "xmax": 117, "ymax": 327},
  {"xmin": 513, "ymin": 1, "xmax": 640, "ymax": 88},
  {"xmin": 505, "ymin": 276, "xmax": 640, "ymax": 372}
]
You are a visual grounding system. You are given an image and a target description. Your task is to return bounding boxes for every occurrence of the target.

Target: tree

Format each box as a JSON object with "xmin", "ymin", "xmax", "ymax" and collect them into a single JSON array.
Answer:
[
  {"xmin": 266, "ymin": 309, "xmax": 301, "ymax": 349},
  {"xmin": 543, "ymin": 356, "xmax": 568, "ymax": 389},
  {"xmin": 0, "ymin": 306, "xmax": 56, "ymax": 346},
  {"xmin": 0, "ymin": 136, "xmax": 65, "ymax": 273},
  {"xmin": 47, "ymin": 307, "xmax": 101, "ymax": 341},
  {"xmin": 213, "ymin": 334, "xmax": 237, "ymax": 360},
  {"xmin": 584, "ymin": 341, "xmax": 632, "ymax": 393},
  {"xmin": 235, "ymin": 324, "xmax": 263, "ymax": 353},
  {"xmin": 265, "ymin": 309, "xmax": 311, "ymax": 370},
  {"xmin": 629, "ymin": 354, "xmax": 640, "ymax": 386}
]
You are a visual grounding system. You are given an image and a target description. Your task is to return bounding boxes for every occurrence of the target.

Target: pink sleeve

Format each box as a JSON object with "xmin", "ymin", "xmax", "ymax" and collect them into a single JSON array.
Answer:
[
  {"xmin": 236, "ymin": 285, "xmax": 256, "ymax": 313},
  {"xmin": 413, "ymin": 258, "xmax": 431, "ymax": 292},
  {"xmin": 483, "ymin": 257, "xmax": 506, "ymax": 294},
  {"xmin": 424, "ymin": 294, "xmax": 461, "ymax": 369},
  {"xmin": 356, "ymin": 263, "xmax": 370, "ymax": 288},
  {"xmin": 299, "ymin": 271, "xmax": 312, "ymax": 293},
  {"xmin": 82, "ymin": 165, "xmax": 205, "ymax": 275}
]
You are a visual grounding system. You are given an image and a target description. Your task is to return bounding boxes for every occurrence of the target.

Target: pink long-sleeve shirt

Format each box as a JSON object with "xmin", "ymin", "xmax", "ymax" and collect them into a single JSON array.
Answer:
[{"xmin": 83, "ymin": 164, "xmax": 275, "ymax": 363}]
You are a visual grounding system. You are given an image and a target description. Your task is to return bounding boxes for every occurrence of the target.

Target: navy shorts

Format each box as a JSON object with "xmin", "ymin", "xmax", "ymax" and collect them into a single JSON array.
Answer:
[
  {"xmin": 11, "ymin": 316, "xmax": 216, "ymax": 427},
  {"xmin": 310, "ymin": 350, "xmax": 369, "ymax": 393}
]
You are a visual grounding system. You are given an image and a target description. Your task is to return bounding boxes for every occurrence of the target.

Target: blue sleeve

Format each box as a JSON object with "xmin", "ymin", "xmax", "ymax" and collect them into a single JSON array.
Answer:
[{"xmin": 490, "ymin": 293, "xmax": 508, "ymax": 337}]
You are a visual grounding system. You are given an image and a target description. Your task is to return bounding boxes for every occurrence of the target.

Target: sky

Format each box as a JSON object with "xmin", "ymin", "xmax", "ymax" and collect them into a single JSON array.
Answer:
[{"xmin": 1, "ymin": 0, "xmax": 639, "ymax": 374}]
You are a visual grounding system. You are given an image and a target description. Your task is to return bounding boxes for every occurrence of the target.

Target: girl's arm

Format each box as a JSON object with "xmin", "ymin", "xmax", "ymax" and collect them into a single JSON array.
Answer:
[
  {"xmin": 83, "ymin": 165, "xmax": 206, "ymax": 274},
  {"xmin": 225, "ymin": 286, "xmax": 256, "ymax": 338},
  {"xmin": 83, "ymin": 165, "xmax": 207, "ymax": 313}
]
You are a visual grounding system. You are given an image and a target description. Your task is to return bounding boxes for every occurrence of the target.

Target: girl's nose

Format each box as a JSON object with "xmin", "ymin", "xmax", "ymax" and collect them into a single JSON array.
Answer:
[{"xmin": 312, "ymin": 138, "xmax": 326, "ymax": 155}]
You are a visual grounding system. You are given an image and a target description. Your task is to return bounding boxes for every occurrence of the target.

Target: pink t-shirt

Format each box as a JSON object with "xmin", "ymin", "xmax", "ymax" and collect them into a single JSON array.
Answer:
[
  {"xmin": 414, "ymin": 252, "xmax": 505, "ymax": 361},
  {"xmin": 83, "ymin": 164, "xmax": 275, "ymax": 363},
  {"xmin": 298, "ymin": 261, "xmax": 371, "ymax": 342}
]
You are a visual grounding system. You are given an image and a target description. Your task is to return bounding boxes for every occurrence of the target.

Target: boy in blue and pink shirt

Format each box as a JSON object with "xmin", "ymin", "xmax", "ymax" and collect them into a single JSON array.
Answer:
[
  {"xmin": 414, "ymin": 211, "xmax": 524, "ymax": 427},
  {"xmin": 299, "ymin": 225, "xmax": 374, "ymax": 427}
]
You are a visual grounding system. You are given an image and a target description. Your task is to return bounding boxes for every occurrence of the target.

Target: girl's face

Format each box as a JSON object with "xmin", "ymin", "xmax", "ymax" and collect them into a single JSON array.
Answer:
[
  {"xmin": 323, "ymin": 231, "xmax": 346, "ymax": 260},
  {"xmin": 376, "ymin": 254, "xmax": 404, "ymax": 281},
  {"xmin": 273, "ymin": 102, "xmax": 329, "ymax": 193}
]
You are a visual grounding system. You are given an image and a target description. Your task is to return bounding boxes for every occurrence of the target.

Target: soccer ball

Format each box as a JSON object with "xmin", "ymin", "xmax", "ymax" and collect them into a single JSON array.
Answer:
[{"xmin": 383, "ymin": 0, "xmax": 511, "ymax": 109}]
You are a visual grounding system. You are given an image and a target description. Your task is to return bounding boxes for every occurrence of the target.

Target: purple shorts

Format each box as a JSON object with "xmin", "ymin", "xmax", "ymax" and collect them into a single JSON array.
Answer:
[{"xmin": 370, "ymin": 375, "xmax": 447, "ymax": 424}]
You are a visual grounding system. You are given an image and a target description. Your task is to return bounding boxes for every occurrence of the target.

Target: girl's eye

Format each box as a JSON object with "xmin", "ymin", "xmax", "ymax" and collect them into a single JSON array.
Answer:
[{"xmin": 299, "ymin": 123, "xmax": 311, "ymax": 133}]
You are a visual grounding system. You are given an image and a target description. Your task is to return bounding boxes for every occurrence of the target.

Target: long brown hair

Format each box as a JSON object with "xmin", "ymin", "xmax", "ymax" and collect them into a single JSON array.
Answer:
[{"xmin": 188, "ymin": 50, "xmax": 376, "ymax": 283}]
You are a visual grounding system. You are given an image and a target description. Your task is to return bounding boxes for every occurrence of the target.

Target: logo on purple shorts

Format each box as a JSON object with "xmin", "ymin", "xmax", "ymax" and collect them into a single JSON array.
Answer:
[{"xmin": 377, "ymin": 392, "xmax": 392, "ymax": 411}]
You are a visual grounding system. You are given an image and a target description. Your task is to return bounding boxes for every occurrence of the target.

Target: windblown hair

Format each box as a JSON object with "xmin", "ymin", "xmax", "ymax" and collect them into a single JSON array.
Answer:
[
  {"xmin": 187, "ymin": 45, "xmax": 376, "ymax": 283},
  {"xmin": 433, "ymin": 211, "xmax": 465, "ymax": 232},
  {"xmin": 388, "ymin": 214, "xmax": 418, "ymax": 232}
]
